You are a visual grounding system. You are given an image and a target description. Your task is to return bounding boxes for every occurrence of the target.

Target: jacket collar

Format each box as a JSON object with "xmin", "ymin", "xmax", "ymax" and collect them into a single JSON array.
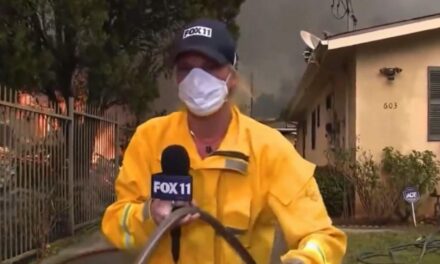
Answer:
[{"xmin": 157, "ymin": 106, "xmax": 251, "ymax": 175}]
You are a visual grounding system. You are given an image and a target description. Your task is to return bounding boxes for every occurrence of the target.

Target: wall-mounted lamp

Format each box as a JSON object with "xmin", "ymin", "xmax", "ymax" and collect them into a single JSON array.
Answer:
[{"xmin": 379, "ymin": 67, "xmax": 402, "ymax": 81}]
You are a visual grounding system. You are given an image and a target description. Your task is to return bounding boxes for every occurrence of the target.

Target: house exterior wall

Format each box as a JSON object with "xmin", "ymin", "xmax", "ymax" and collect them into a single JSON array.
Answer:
[
  {"xmin": 355, "ymin": 29, "xmax": 440, "ymax": 217},
  {"xmin": 295, "ymin": 56, "xmax": 356, "ymax": 166},
  {"xmin": 296, "ymin": 29, "xmax": 440, "ymax": 166},
  {"xmin": 294, "ymin": 28, "xmax": 440, "ymax": 218},
  {"xmin": 304, "ymin": 83, "xmax": 333, "ymax": 166},
  {"xmin": 295, "ymin": 31, "xmax": 440, "ymax": 167},
  {"xmin": 295, "ymin": 83, "xmax": 335, "ymax": 165},
  {"xmin": 296, "ymin": 121, "xmax": 306, "ymax": 157},
  {"xmin": 295, "ymin": 84, "xmax": 330, "ymax": 165},
  {"xmin": 356, "ymin": 29, "xmax": 440, "ymax": 157}
]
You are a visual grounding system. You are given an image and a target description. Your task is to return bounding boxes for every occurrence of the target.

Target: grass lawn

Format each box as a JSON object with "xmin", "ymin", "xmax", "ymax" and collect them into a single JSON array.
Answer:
[
  {"xmin": 26, "ymin": 224, "xmax": 440, "ymax": 264},
  {"xmin": 343, "ymin": 226, "xmax": 440, "ymax": 264}
]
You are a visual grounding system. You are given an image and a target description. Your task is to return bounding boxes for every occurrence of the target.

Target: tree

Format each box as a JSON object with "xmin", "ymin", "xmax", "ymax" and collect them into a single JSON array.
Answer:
[
  {"xmin": 0, "ymin": 0, "xmax": 245, "ymax": 115},
  {"xmin": 0, "ymin": 2, "xmax": 246, "ymax": 230}
]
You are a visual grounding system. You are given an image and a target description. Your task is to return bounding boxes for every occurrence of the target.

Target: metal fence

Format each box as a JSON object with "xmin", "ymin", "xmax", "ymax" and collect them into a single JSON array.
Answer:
[{"xmin": 0, "ymin": 86, "xmax": 120, "ymax": 263}]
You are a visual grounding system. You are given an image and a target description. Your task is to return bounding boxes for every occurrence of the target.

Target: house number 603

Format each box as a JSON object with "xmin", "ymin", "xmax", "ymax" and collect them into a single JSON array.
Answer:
[{"xmin": 383, "ymin": 102, "xmax": 397, "ymax": 109}]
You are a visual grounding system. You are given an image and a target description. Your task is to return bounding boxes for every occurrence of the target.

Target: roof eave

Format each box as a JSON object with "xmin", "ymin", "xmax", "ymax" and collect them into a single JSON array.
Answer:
[
  {"xmin": 327, "ymin": 16, "xmax": 440, "ymax": 50},
  {"xmin": 287, "ymin": 43, "xmax": 328, "ymax": 120}
]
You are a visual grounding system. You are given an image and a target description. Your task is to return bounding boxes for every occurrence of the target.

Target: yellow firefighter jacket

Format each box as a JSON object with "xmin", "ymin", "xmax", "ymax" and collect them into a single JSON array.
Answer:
[{"xmin": 101, "ymin": 106, "xmax": 347, "ymax": 264}]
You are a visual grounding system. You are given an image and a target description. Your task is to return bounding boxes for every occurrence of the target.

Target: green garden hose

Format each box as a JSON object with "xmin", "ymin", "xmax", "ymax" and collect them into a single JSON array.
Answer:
[{"xmin": 357, "ymin": 229, "xmax": 440, "ymax": 264}]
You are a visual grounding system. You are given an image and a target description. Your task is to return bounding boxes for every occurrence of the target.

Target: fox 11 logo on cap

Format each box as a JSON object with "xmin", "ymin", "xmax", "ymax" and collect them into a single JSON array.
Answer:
[
  {"xmin": 151, "ymin": 174, "xmax": 193, "ymax": 202},
  {"xmin": 183, "ymin": 26, "xmax": 213, "ymax": 39}
]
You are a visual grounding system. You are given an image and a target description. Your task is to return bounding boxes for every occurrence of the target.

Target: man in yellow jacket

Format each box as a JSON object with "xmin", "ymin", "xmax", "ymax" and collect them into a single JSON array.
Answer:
[{"xmin": 101, "ymin": 18, "xmax": 347, "ymax": 264}]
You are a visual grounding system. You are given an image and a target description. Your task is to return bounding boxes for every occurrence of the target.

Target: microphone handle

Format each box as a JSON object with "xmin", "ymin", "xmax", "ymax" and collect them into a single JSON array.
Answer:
[{"xmin": 170, "ymin": 205, "xmax": 183, "ymax": 263}]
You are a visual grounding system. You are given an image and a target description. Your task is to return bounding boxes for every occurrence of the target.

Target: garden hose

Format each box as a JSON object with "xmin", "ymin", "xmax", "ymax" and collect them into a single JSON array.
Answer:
[
  {"xmin": 357, "ymin": 229, "xmax": 440, "ymax": 264},
  {"xmin": 133, "ymin": 206, "xmax": 256, "ymax": 264}
]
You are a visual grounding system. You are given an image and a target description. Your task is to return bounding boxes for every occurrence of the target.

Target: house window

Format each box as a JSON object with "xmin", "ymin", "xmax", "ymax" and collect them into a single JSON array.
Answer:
[
  {"xmin": 317, "ymin": 105, "xmax": 321, "ymax": 127},
  {"xmin": 311, "ymin": 110, "xmax": 316, "ymax": 150},
  {"xmin": 326, "ymin": 94, "xmax": 332, "ymax": 109},
  {"xmin": 428, "ymin": 67, "xmax": 440, "ymax": 141}
]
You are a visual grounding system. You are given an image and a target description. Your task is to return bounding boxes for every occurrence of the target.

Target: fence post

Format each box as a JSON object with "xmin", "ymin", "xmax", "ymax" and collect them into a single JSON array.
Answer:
[
  {"xmin": 68, "ymin": 97, "xmax": 75, "ymax": 235},
  {"xmin": 115, "ymin": 113, "xmax": 120, "ymax": 170}
]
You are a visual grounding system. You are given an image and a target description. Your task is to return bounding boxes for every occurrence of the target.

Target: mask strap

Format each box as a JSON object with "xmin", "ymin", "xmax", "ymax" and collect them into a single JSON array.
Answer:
[
  {"xmin": 226, "ymin": 53, "xmax": 238, "ymax": 83},
  {"xmin": 223, "ymin": 69, "xmax": 235, "ymax": 103},
  {"xmin": 233, "ymin": 53, "xmax": 238, "ymax": 70},
  {"xmin": 225, "ymin": 53, "xmax": 238, "ymax": 98},
  {"xmin": 225, "ymin": 73, "xmax": 232, "ymax": 84}
]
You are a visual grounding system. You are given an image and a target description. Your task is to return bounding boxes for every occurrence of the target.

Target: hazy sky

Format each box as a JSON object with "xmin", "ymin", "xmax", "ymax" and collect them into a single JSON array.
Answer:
[
  {"xmin": 236, "ymin": 0, "xmax": 440, "ymax": 118},
  {"xmin": 151, "ymin": 1, "xmax": 440, "ymax": 119}
]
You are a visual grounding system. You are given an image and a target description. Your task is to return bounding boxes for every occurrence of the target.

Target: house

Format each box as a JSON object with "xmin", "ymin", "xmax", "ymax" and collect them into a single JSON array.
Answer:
[
  {"xmin": 287, "ymin": 13, "xmax": 440, "ymax": 217},
  {"xmin": 1, "ymin": 89, "xmax": 137, "ymax": 163},
  {"xmin": 288, "ymin": 13, "xmax": 440, "ymax": 164},
  {"xmin": 257, "ymin": 119, "xmax": 298, "ymax": 144}
]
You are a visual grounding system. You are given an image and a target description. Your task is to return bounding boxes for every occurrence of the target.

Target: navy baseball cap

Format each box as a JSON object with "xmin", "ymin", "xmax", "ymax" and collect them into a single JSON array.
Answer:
[{"xmin": 172, "ymin": 18, "xmax": 237, "ymax": 66}]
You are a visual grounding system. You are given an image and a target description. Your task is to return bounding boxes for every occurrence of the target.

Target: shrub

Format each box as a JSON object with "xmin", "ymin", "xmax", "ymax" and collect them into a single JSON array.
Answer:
[
  {"xmin": 381, "ymin": 147, "xmax": 440, "ymax": 221},
  {"xmin": 326, "ymin": 146, "xmax": 440, "ymax": 223},
  {"xmin": 329, "ymin": 148, "xmax": 395, "ymax": 223},
  {"xmin": 315, "ymin": 165, "xmax": 352, "ymax": 218}
]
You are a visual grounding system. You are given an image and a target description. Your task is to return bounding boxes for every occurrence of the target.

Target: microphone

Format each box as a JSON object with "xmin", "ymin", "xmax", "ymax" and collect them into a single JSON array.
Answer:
[
  {"xmin": 151, "ymin": 145, "xmax": 192, "ymax": 202},
  {"xmin": 151, "ymin": 145, "xmax": 192, "ymax": 263}
]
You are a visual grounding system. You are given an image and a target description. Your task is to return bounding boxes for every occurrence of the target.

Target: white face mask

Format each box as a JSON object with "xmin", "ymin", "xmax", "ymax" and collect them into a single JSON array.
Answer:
[{"xmin": 178, "ymin": 68, "xmax": 230, "ymax": 117}]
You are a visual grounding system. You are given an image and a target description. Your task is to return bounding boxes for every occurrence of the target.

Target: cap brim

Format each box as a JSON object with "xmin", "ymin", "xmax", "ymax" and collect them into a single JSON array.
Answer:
[{"xmin": 173, "ymin": 45, "xmax": 229, "ymax": 65}]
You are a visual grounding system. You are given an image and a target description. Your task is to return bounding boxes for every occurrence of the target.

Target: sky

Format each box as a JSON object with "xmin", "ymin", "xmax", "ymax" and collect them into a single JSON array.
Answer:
[
  {"xmin": 150, "ymin": 0, "xmax": 440, "ymax": 119},
  {"xmin": 236, "ymin": 0, "xmax": 440, "ymax": 118}
]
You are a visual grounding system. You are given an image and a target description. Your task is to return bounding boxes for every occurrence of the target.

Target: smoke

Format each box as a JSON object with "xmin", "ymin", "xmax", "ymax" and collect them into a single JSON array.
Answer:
[{"xmin": 236, "ymin": 0, "xmax": 440, "ymax": 119}]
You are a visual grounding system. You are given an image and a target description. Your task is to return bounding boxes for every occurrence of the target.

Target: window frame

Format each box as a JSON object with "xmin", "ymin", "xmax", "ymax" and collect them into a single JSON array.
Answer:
[{"xmin": 428, "ymin": 66, "xmax": 440, "ymax": 141}]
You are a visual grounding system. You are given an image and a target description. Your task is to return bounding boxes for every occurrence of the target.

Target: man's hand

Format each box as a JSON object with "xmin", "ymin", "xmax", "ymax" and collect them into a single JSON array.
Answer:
[{"xmin": 148, "ymin": 199, "xmax": 199, "ymax": 226}]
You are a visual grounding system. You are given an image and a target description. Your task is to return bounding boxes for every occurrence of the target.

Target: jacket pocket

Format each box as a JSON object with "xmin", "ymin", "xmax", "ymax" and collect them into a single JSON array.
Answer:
[{"xmin": 220, "ymin": 170, "xmax": 252, "ymax": 248}]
